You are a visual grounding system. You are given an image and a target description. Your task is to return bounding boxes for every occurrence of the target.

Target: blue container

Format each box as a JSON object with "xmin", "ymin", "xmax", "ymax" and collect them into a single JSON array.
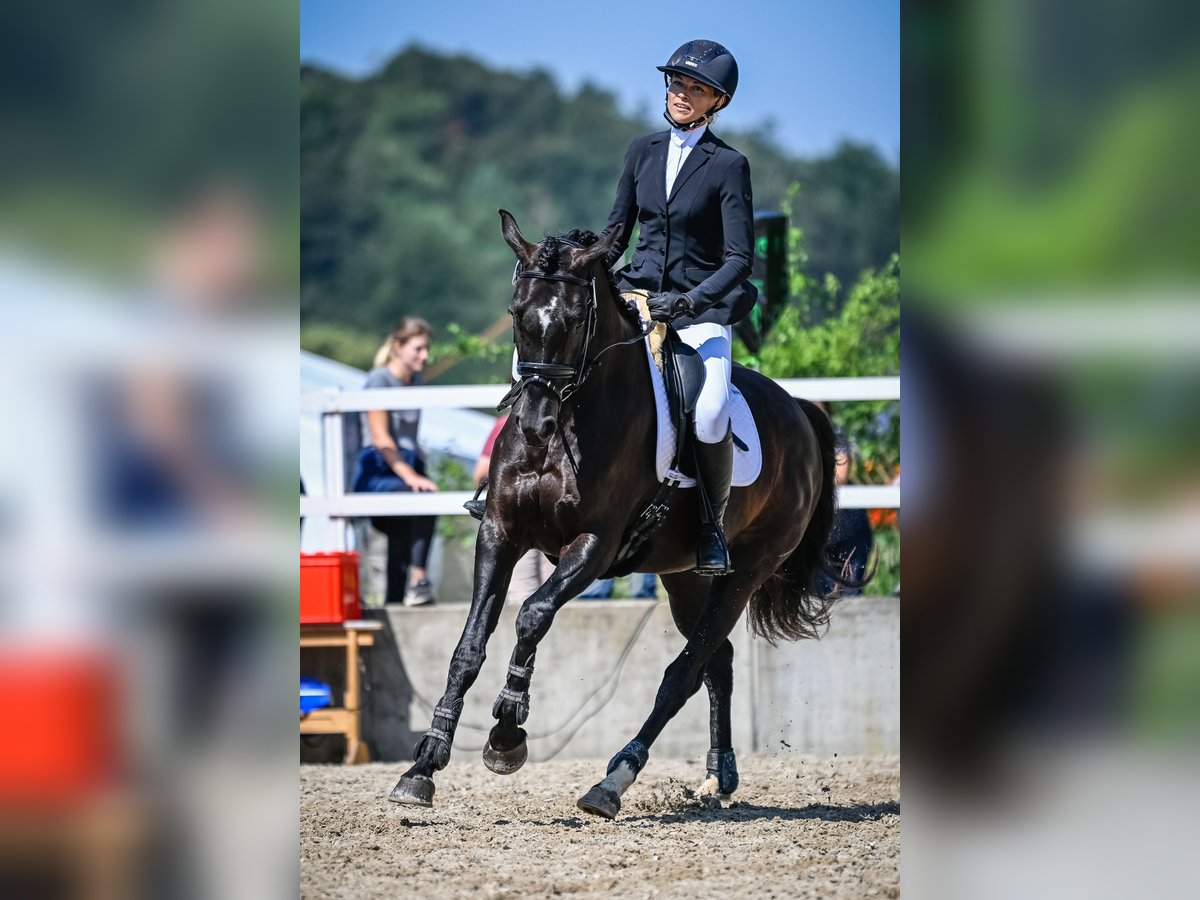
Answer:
[{"xmin": 300, "ymin": 677, "xmax": 333, "ymax": 715}]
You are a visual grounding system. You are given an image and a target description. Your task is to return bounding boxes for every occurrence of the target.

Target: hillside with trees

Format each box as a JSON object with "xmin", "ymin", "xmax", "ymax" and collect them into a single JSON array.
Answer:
[{"xmin": 301, "ymin": 46, "xmax": 898, "ymax": 376}]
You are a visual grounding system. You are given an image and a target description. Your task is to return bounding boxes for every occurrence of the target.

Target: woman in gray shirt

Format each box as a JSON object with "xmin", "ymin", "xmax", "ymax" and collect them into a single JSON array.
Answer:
[{"xmin": 352, "ymin": 317, "xmax": 438, "ymax": 606}]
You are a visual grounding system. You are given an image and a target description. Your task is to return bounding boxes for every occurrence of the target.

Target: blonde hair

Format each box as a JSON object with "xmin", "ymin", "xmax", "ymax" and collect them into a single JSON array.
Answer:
[{"xmin": 373, "ymin": 316, "xmax": 433, "ymax": 369}]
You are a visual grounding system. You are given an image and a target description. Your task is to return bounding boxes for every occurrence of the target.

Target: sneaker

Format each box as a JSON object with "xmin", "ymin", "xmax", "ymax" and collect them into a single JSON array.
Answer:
[{"xmin": 402, "ymin": 579, "xmax": 436, "ymax": 607}]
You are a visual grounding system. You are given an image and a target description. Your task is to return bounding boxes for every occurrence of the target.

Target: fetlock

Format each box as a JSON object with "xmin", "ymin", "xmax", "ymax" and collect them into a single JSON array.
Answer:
[
  {"xmin": 607, "ymin": 738, "xmax": 650, "ymax": 776},
  {"xmin": 415, "ymin": 702, "xmax": 461, "ymax": 770},
  {"xmin": 706, "ymin": 747, "xmax": 739, "ymax": 794}
]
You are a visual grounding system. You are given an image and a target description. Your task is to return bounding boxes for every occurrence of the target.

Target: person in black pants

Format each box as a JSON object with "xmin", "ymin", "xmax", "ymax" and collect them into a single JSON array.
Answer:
[{"xmin": 352, "ymin": 317, "xmax": 438, "ymax": 606}]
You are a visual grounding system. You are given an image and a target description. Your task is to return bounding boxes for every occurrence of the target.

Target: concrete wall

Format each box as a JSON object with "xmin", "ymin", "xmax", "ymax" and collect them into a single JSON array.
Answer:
[{"xmin": 354, "ymin": 596, "xmax": 897, "ymax": 763}]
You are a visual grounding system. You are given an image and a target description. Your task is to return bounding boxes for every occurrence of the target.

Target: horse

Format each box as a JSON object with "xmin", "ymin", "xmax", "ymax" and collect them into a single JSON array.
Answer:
[{"xmin": 390, "ymin": 210, "xmax": 845, "ymax": 819}]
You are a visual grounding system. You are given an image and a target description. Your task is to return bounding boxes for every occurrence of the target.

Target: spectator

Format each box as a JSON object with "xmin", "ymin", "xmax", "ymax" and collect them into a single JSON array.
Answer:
[
  {"xmin": 817, "ymin": 404, "xmax": 874, "ymax": 595},
  {"xmin": 351, "ymin": 318, "xmax": 438, "ymax": 606},
  {"xmin": 473, "ymin": 415, "xmax": 555, "ymax": 605}
]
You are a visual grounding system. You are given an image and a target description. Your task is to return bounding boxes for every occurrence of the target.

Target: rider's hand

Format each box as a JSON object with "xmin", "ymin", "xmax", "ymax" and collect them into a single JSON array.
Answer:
[{"xmin": 646, "ymin": 291, "xmax": 695, "ymax": 322}]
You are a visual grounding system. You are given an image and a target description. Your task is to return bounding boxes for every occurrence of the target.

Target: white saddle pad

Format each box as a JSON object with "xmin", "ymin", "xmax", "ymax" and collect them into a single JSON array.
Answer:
[{"xmin": 644, "ymin": 341, "xmax": 763, "ymax": 488}]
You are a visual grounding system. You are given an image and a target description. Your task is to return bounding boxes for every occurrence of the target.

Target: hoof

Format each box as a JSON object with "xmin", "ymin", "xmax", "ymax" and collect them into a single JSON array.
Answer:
[
  {"xmin": 482, "ymin": 739, "xmax": 528, "ymax": 775},
  {"xmin": 389, "ymin": 774, "xmax": 435, "ymax": 807},
  {"xmin": 577, "ymin": 784, "xmax": 621, "ymax": 820}
]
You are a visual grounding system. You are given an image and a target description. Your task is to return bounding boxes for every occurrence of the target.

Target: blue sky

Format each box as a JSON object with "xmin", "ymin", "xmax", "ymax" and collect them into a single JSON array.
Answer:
[{"xmin": 300, "ymin": 0, "xmax": 899, "ymax": 161}]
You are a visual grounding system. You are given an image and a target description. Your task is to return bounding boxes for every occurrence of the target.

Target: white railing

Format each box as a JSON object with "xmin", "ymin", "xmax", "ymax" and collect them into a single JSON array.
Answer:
[{"xmin": 300, "ymin": 377, "xmax": 899, "ymax": 549}]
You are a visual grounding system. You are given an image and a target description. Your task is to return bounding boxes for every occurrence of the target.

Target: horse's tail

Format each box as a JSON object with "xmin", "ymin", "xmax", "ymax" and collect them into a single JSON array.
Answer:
[{"xmin": 748, "ymin": 398, "xmax": 870, "ymax": 643}]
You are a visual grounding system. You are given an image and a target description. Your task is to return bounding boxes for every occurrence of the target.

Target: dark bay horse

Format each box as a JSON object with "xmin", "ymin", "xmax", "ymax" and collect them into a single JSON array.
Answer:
[{"xmin": 390, "ymin": 210, "xmax": 844, "ymax": 819}]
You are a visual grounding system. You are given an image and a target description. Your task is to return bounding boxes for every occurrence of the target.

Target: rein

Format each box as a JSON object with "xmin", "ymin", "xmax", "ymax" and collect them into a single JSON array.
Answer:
[{"xmin": 498, "ymin": 248, "xmax": 651, "ymax": 413}]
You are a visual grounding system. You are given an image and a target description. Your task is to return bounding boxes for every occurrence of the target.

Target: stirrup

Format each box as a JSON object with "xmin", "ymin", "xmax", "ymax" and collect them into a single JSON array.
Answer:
[{"xmin": 464, "ymin": 478, "xmax": 488, "ymax": 521}]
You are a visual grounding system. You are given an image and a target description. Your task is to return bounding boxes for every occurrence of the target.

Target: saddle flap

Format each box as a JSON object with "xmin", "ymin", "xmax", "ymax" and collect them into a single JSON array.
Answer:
[{"xmin": 663, "ymin": 329, "xmax": 705, "ymax": 419}]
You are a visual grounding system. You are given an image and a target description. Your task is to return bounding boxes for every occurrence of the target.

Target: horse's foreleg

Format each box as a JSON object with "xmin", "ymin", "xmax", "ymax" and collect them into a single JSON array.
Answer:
[
  {"xmin": 482, "ymin": 533, "xmax": 610, "ymax": 774},
  {"xmin": 577, "ymin": 576, "xmax": 757, "ymax": 819},
  {"xmin": 698, "ymin": 639, "xmax": 739, "ymax": 799},
  {"xmin": 389, "ymin": 519, "xmax": 519, "ymax": 807}
]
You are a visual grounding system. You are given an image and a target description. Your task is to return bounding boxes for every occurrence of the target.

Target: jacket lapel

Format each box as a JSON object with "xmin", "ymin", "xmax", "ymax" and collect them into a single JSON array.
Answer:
[{"xmin": 667, "ymin": 130, "xmax": 716, "ymax": 205}]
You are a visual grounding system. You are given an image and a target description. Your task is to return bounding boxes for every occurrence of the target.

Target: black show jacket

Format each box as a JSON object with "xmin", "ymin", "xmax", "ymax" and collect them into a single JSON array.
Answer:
[{"xmin": 604, "ymin": 128, "xmax": 757, "ymax": 328}]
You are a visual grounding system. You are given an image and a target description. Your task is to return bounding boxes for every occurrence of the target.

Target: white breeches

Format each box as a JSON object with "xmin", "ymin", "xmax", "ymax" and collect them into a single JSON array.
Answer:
[{"xmin": 675, "ymin": 322, "xmax": 732, "ymax": 444}]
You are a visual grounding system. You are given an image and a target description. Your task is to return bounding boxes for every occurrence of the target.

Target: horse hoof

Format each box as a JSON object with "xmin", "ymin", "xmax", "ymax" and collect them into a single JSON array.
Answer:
[
  {"xmin": 577, "ymin": 784, "xmax": 621, "ymax": 820},
  {"xmin": 389, "ymin": 774, "xmax": 435, "ymax": 807},
  {"xmin": 482, "ymin": 739, "xmax": 527, "ymax": 775}
]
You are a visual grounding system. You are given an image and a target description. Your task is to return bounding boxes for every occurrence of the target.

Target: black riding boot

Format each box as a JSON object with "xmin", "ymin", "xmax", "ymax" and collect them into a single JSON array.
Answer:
[{"xmin": 694, "ymin": 425, "xmax": 733, "ymax": 575}]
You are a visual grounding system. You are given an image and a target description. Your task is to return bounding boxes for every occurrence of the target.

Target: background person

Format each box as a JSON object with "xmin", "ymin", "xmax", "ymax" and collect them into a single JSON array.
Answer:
[
  {"xmin": 815, "ymin": 402, "xmax": 875, "ymax": 595},
  {"xmin": 351, "ymin": 317, "xmax": 438, "ymax": 606}
]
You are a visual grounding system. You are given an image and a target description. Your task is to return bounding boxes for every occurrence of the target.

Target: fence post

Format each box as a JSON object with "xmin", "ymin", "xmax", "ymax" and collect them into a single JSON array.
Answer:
[{"xmin": 320, "ymin": 390, "xmax": 349, "ymax": 552}]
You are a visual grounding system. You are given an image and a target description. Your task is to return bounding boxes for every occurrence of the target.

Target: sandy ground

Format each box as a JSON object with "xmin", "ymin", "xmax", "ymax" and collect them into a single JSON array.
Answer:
[{"xmin": 301, "ymin": 754, "xmax": 899, "ymax": 899}]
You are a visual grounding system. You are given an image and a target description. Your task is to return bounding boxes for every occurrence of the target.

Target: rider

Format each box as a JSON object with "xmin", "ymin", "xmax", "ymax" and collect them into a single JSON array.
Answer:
[{"xmin": 603, "ymin": 39, "xmax": 756, "ymax": 575}]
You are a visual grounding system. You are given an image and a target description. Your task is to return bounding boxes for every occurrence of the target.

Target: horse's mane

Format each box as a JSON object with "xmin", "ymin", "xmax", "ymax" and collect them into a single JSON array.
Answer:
[{"xmin": 534, "ymin": 229, "xmax": 640, "ymax": 326}]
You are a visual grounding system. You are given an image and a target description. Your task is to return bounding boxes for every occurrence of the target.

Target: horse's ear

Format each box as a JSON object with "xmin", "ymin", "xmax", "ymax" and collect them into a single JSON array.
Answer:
[
  {"xmin": 499, "ymin": 209, "xmax": 537, "ymax": 268},
  {"xmin": 568, "ymin": 224, "xmax": 624, "ymax": 270}
]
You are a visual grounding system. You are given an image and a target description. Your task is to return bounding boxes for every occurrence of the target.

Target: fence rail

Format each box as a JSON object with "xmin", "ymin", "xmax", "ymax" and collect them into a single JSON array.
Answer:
[{"xmin": 301, "ymin": 376, "xmax": 899, "ymax": 548}]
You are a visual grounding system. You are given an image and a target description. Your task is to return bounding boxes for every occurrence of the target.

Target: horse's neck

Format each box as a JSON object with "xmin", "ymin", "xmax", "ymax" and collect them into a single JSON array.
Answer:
[
  {"xmin": 594, "ymin": 279, "xmax": 640, "ymax": 349},
  {"xmin": 568, "ymin": 285, "xmax": 651, "ymax": 426}
]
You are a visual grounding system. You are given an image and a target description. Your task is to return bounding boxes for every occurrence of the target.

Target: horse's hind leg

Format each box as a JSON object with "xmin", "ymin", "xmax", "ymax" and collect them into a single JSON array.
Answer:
[
  {"xmin": 698, "ymin": 638, "xmax": 739, "ymax": 800},
  {"xmin": 389, "ymin": 521, "xmax": 518, "ymax": 807},
  {"xmin": 577, "ymin": 570, "xmax": 764, "ymax": 820}
]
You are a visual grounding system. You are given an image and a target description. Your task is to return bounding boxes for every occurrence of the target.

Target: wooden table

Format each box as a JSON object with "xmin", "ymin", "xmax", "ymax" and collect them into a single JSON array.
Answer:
[{"xmin": 300, "ymin": 619, "xmax": 383, "ymax": 764}]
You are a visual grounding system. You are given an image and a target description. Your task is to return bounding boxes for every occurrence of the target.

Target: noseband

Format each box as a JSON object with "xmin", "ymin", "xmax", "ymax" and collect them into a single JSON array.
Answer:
[{"xmin": 498, "ymin": 242, "xmax": 648, "ymax": 413}]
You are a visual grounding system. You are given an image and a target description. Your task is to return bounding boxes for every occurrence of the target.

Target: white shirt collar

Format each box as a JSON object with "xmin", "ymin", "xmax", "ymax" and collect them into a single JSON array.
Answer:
[{"xmin": 669, "ymin": 123, "xmax": 707, "ymax": 148}]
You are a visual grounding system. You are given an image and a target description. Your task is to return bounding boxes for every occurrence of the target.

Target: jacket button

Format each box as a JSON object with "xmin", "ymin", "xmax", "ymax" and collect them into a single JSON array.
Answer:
[{"xmin": 658, "ymin": 249, "xmax": 665, "ymax": 256}]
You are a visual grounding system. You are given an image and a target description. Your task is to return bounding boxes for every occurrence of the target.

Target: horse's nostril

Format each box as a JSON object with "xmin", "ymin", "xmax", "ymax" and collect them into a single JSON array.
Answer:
[{"xmin": 539, "ymin": 419, "xmax": 557, "ymax": 439}]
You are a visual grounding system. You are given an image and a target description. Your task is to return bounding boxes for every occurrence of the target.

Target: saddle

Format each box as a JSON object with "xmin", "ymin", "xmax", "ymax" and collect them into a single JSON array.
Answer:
[
  {"xmin": 624, "ymin": 291, "xmax": 702, "ymax": 455},
  {"xmin": 599, "ymin": 293, "xmax": 708, "ymax": 576}
]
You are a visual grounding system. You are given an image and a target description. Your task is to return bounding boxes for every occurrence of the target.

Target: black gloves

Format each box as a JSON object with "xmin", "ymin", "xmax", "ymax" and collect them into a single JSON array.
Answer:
[{"xmin": 646, "ymin": 291, "xmax": 696, "ymax": 322}]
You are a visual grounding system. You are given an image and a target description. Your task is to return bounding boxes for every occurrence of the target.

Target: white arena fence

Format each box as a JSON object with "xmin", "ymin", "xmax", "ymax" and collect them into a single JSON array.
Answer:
[{"xmin": 300, "ymin": 377, "xmax": 899, "ymax": 549}]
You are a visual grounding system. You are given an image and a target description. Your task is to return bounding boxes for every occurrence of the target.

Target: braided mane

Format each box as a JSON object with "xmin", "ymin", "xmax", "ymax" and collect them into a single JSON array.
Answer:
[{"xmin": 531, "ymin": 229, "xmax": 639, "ymax": 326}]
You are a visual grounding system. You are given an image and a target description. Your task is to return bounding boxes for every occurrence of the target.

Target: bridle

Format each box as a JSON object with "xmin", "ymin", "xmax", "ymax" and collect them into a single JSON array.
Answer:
[{"xmin": 497, "ymin": 240, "xmax": 650, "ymax": 413}]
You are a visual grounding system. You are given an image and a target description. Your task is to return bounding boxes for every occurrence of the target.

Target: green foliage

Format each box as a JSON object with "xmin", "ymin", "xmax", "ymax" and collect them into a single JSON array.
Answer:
[
  {"xmin": 756, "ymin": 252, "xmax": 899, "ymax": 472},
  {"xmin": 743, "ymin": 190, "xmax": 900, "ymax": 594},
  {"xmin": 869, "ymin": 526, "xmax": 901, "ymax": 597},
  {"xmin": 300, "ymin": 321, "xmax": 380, "ymax": 371},
  {"xmin": 426, "ymin": 453, "xmax": 484, "ymax": 547},
  {"xmin": 753, "ymin": 192, "xmax": 900, "ymax": 479},
  {"xmin": 429, "ymin": 323, "xmax": 513, "ymax": 383}
]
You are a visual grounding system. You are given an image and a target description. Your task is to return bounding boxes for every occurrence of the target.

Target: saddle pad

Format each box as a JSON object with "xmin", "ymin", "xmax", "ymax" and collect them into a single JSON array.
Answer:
[{"xmin": 645, "ymin": 341, "xmax": 763, "ymax": 488}]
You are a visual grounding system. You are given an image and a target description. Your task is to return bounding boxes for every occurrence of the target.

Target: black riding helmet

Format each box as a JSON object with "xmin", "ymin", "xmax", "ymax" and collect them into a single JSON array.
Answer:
[{"xmin": 658, "ymin": 39, "xmax": 738, "ymax": 130}]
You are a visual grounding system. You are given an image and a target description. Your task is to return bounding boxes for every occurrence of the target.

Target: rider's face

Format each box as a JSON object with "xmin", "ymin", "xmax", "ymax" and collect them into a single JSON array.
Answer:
[{"xmin": 666, "ymin": 74, "xmax": 722, "ymax": 125}]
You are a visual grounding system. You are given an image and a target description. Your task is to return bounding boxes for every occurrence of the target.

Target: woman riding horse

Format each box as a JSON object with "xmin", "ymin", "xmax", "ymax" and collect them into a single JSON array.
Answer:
[
  {"xmin": 388, "ymin": 40, "xmax": 849, "ymax": 821},
  {"xmin": 604, "ymin": 38, "xmax": 754, "ymax": 576}
]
